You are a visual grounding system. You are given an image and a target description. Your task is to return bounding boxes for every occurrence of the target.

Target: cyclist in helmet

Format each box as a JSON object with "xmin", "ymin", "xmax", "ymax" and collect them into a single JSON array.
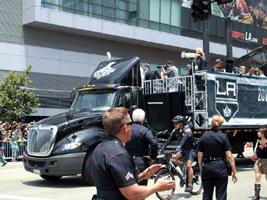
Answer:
[{"xmin": 158, "ymin": 115, "xmax": 197, "ymax": 192}]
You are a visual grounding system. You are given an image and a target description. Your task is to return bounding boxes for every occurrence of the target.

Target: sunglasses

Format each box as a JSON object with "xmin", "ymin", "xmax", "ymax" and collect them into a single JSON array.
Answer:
[
  {"xmin": 120, "ymin": 121, "xmax": 133, "ymax": 128},
  {"xmin": 174, "ymin": 122, "xmax": 180, "ymax": 125}
]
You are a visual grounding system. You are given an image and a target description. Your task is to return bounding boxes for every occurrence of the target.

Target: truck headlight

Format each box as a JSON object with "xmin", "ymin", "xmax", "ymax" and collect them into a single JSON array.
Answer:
[{"xmin": 55, "ymin": 143, "xmax": 82, "ymax": 153}]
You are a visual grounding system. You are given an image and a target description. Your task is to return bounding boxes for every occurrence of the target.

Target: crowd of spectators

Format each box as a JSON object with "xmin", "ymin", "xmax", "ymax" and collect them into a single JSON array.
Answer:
[{"xmin": 0, "ymin": 121, "xmax": 33, "ymax": 161}]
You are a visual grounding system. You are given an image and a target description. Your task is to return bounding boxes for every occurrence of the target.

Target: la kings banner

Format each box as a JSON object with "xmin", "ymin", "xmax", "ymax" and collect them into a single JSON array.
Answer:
[{"xmin": 207, "ymin": 72, "xmax": 267, "ymax": 128}]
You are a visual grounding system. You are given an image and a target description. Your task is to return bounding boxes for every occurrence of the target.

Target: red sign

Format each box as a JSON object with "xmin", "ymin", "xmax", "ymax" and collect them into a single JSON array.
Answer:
[{"xmin": 230, "ymin": 31, "xmax": 244, "ymax": 40}]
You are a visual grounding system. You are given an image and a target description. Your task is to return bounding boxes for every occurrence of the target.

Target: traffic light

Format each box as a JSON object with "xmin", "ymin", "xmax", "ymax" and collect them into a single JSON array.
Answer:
[
  {"xmin": 214, "ymin": 0, "xmax": 233, "ymax": 5},
  {"xmin": 191, "ymin": 0, "xmax": 211, "ymax": 22}
]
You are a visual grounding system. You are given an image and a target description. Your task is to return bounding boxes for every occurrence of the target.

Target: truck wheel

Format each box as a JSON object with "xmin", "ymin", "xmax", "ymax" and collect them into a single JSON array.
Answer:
[
  {"xmin": 82, "ymin": 150, "xmax": 94, "ymax": 185},
  {"xmin": 40, "ymin": 175, "xmax": 62, "ymax": 181}
]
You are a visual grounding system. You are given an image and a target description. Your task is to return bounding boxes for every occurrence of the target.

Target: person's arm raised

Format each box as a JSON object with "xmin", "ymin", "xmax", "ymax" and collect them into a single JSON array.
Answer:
[{"xmin": 120, "ymin": 177, "xmax": 175, "ymax": 200}]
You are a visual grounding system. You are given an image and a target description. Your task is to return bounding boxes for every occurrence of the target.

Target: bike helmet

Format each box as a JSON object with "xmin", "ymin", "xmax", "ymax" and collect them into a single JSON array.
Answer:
[{"xmin": 172, "ymin": 115, "xmax": 186, "ymax": 124}]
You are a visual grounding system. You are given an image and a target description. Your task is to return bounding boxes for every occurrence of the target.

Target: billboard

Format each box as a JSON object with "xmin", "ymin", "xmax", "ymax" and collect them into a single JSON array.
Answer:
[
  {"xmin": 183, "ymin": 0, "xmax": 267, "ymax": 29},
  {"xmin": 220, "ymin": 0, "xmax": 267, "ymax": 29}
]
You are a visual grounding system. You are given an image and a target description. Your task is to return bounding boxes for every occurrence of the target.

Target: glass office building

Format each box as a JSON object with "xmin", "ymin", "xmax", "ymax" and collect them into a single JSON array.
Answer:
[{"xmin": 40, "ymin": 0, "xmax": 267, "ymax": 50}]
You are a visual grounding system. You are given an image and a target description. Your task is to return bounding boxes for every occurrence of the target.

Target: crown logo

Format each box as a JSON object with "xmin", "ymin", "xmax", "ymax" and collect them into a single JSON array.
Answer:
[{"xmin": 223, "ymin": 105, "xmax": 231, "ymax": 117}]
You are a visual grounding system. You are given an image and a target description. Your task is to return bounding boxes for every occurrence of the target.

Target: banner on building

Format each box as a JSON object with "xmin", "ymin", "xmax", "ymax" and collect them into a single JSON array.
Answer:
[{"xmin": 183, "ymin": 0, "xmax": 267, "ymax": 29}]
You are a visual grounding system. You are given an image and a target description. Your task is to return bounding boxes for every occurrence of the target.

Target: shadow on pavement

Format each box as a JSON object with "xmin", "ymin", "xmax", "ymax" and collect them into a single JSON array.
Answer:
[{"xmin": 23, "ymin": 176, "xmax": 91, "ymax": 188}]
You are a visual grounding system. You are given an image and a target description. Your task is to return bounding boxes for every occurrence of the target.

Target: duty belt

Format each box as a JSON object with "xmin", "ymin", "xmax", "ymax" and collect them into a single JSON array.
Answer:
[{"xmin": 204, "ymin": 156, "xmax": 223, "ymax": 162}]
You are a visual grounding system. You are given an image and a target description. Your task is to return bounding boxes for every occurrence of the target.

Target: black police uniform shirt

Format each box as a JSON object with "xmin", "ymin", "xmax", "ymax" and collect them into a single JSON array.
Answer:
[
  {"xmin": 161, "ymin": 125, "xmax": 194, "ymax": 150},
  {"xmin": 198, "ymin": 129, "xmax": 232, "ymax": 178},
  {"xmin": 91, "ymin": 135, "xmax": 138, "ymax": 200},
  {"xmin": 125, "ymin": 122, "xmax": 158, "ymax": 160}
]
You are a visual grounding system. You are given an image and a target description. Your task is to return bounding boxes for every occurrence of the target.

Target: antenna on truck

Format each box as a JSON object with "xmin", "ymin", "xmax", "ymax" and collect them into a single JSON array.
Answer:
[{"xmin": 107, "ymin": 52, "xmax": 111, "ymax": 61}]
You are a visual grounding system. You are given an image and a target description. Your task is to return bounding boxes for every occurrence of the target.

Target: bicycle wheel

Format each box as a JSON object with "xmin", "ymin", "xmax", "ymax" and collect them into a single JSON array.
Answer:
[
  {"xmin": 190, "ymin": 174, "xmax": 203, "ymax": 195},
  {"xmin": 154, "ymin": 169, "xmax": 175, "ymax": 200}
]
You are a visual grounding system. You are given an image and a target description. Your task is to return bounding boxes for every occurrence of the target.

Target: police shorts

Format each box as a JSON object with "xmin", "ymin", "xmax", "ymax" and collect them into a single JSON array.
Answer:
[
  {"xmin": 254, "ymin": 158, "xmax": 267, "ymax": 174},
  {"xmin": 182, "ymin": 149, "xmax": 197, "ymax": 162}
]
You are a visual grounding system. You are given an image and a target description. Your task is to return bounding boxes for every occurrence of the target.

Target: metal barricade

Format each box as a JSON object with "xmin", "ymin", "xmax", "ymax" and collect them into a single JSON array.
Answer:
[{"xmin": 1, "ymin": 141, "xmax": 27, "ymax": 161}]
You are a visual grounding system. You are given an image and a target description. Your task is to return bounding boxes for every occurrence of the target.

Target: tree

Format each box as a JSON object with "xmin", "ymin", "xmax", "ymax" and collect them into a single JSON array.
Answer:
[{"xmin": 0, "ymin": 64, "xmax": 40, "ymax": 122}]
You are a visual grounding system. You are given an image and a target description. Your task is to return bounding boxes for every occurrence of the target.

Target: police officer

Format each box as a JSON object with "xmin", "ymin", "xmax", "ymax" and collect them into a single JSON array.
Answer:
[
  {"xmin": 125, "ymin": 108, "xmax": 158, "ymax": 185},
  {"xmin": 198, "ymin": 115, "xmax": 238, "ymax": 200},
  {"xmin": 91, "ymin": 107, "xmax": 175, "ymax": 200},
  {"xmin": 158, "ymin": 115, "xmax": 197, "ymax": 192}
]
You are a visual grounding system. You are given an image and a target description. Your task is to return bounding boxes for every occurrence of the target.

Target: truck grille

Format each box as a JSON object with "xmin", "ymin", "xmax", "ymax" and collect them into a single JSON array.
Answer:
[
  {"xmin": 28, "ymin": 160, "xmax": 46, "ymax": 168},
  {"xmin": 27, "ymin": 125, "xmax": 58, "ymax": 156}
]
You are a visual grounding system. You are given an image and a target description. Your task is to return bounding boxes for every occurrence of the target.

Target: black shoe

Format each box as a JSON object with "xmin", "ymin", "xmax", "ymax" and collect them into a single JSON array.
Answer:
[
  {"xmin": 185, "ymin": 185, "xmax": 193, "ymax": 192},
  {"xmin": 2, "ymin": 162, "xmax": 7, "ymax": 166}
]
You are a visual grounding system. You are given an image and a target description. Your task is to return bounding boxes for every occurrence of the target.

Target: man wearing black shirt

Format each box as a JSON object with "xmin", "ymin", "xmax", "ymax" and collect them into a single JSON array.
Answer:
[
  {"xmin": 125, "ymin": 109, "xmax": 158, "ymax": 185},
  {"xmin": 144, "ymin": 64, "xmax": 155, "ymax": 81}
]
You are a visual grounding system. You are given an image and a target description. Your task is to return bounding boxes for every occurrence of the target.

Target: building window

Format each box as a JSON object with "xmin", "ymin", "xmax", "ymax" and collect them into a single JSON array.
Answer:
[{"xmin": 41, "ymin": 0, "xmax": 138, "ymax": 24}]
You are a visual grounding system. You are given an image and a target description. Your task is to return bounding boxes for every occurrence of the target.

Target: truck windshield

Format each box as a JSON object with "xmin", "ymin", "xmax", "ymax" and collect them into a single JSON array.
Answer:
[{"xmin": 70, "ymin": 89, "xmax": 116, "ymax": 112}]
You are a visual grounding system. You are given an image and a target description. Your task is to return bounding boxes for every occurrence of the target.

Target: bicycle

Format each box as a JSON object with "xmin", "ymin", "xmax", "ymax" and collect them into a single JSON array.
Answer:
[{"xmin": 154, "ymin": 152, "xmax": 203, "ymax": 200}]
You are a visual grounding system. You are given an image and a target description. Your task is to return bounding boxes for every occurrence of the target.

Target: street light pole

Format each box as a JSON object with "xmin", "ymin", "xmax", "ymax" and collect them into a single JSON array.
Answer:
[
  {"xmin": 225, "ymin": 16, "xmax": 233, "ymax": 61},
  {"xmin": 203, "ymin": 19, "xmax": 210, "ymax": 70},
  {"xmin": 220, "ymin": 2, "xmax": 235, "ymax": 72}
]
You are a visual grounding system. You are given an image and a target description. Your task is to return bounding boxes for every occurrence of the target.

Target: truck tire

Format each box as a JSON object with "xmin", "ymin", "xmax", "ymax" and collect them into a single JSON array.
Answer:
[
  {"xmin": 82, "ymin": 150, "xmax": 94, "ymax": 185},
  {"xmin": 40, "ymin": 175, "xmax": 62, "ymax": 181}
]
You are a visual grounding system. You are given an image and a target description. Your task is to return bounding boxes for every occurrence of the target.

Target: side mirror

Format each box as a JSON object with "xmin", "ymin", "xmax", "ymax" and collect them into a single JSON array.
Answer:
[
  {"xmin": 66, "ymin": 111, "xmax": 74, "ymax": 121},
  {"xmin": 71, "ymin": 91, "xmax": 77, "ymax": 102}
]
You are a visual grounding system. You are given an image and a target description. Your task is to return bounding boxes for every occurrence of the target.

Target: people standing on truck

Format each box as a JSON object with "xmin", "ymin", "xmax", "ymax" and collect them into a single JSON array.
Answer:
[
  {"xmin": 246, "ymin": 66, "xmax": 255, "ymax": 76},
  {"xmin": 254, "ymin": 68, "xmax": 260, "ymax": 76},
  {"xmin": 158, "ymin": 115, "xmax": 197, "ymax": 192},
  {"xmin": 186, "ymin": 64, "xmax": 192, "ymax": 75},
  {"xmin": 212, "ymin": 59, "xmax": 225, "ymax": 72},
  {"xmin": 239, "ymin": 65, "xmax": 246, "ymax": 74},
  {"xmin": 198, "ymin": 114, "xmax": 238, "ymax": 200},
  {"xmin": 125, "ymin": 108, "xmax": 158, "ymax": 186},
  {"xmin": 144, "ymin": 63, "xmax": 155, "ymax": 93},
  {"xmin": 194, "ymin": 47, "xmax": 205, "ymax": 71},
  {"xmin": 91, "ymin": 107, "xmax": 175, "ymax": 200},
  {"xmin": 251, "ymin": 128, "xmax": 267, "ymax": 200},
  {"xmin": 144, "ymin": 63, "xmax": 155, "ymax": 81},
  {"xmin": 161, "ymin": 60, "xmax": 178, "ymax": 78},
  {"xmin": 161, "ymin": 61, "xmax": 179, "ymax": 92}
]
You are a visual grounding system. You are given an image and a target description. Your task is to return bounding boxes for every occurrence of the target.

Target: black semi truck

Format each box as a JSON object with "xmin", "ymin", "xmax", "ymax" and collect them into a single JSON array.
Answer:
[{"xmin": 23, "ymin": 54, "xmax": 267, "ymax": 185}]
